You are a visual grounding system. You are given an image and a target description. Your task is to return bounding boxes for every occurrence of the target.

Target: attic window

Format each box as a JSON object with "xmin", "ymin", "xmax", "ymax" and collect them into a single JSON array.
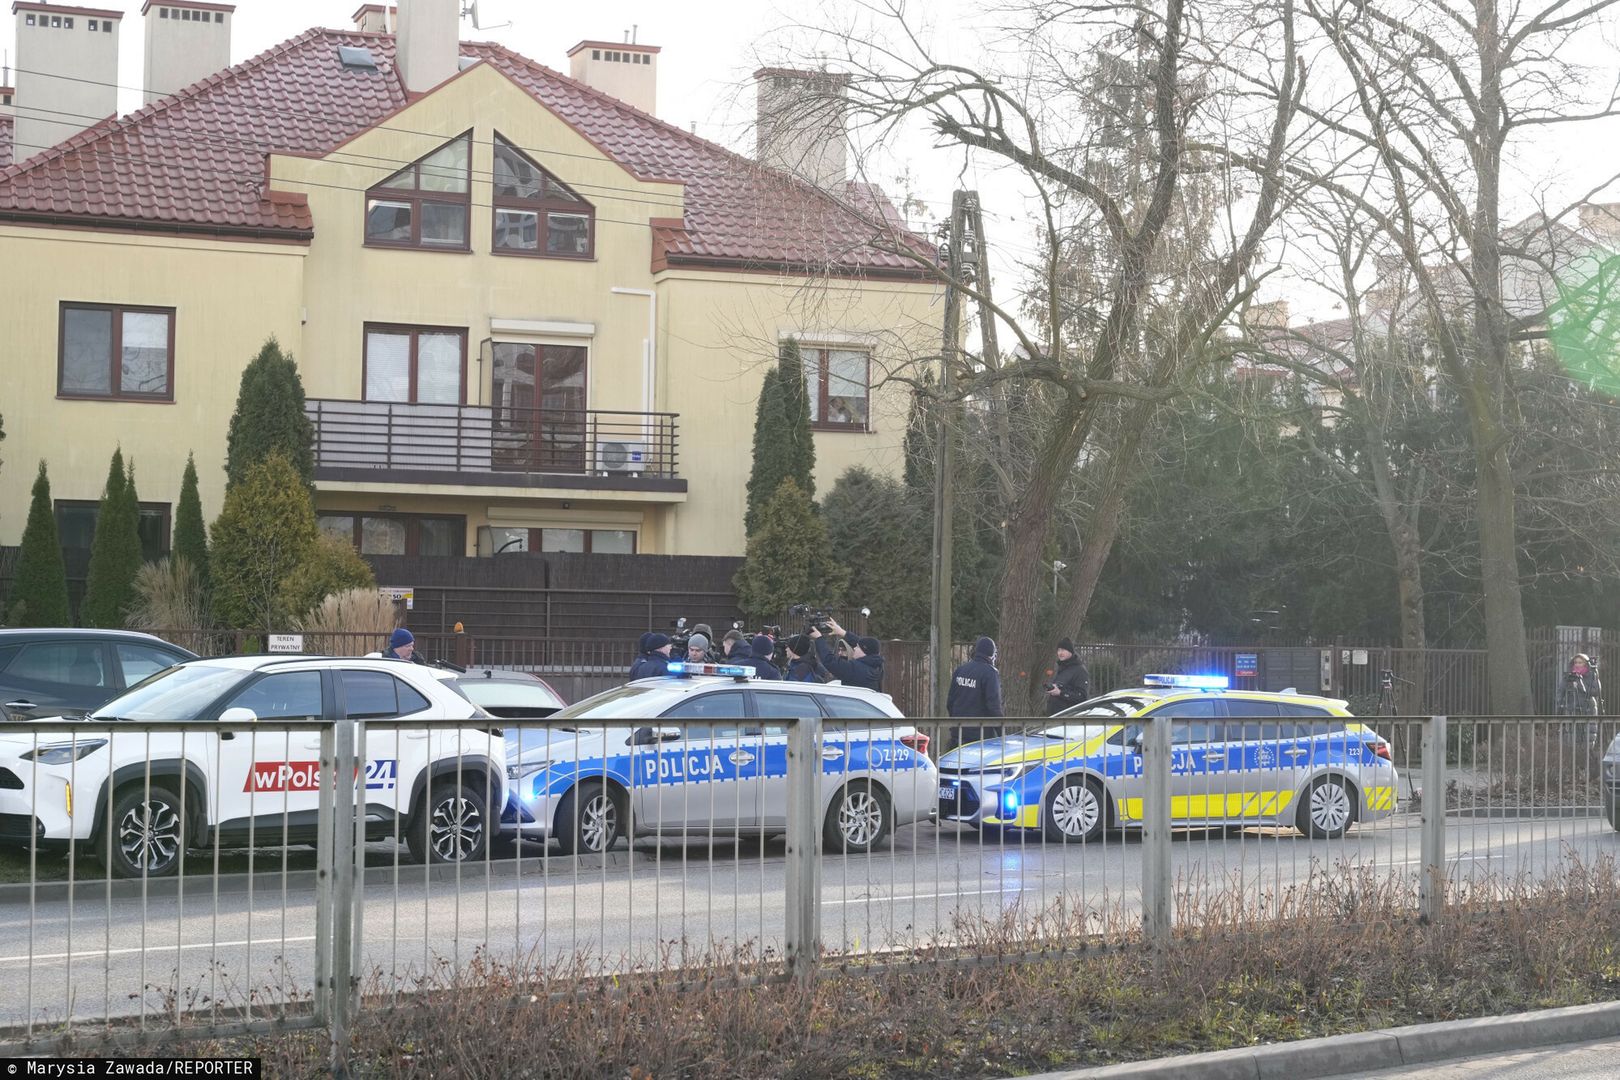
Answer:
[
  {"xmin": 491, "ymin": 134, "xmax": 595, "ymax": 259},
  {"xmin": 339, "ymin": 45, "xmax": 379, "ymax": 71}
]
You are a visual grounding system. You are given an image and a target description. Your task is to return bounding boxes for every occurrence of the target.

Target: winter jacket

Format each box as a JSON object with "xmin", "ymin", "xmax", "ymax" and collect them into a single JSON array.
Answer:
[
  {"xmin": 1045, "ymin": 654, "xmax": 1091, "ymax": 716},
  {"xmin": 786, "ymin": 657, "xmax": 820, "ymax": 682},
  {"xmin": 628, "ymin": 653, "xmax": 670, "ymax": 680},
  {"xmin": 947, "ymin": 637, "xmax": 1004, "ymax": 719},
  {"xmin": 815, "ymin": 635, "xmax": 884, "ymax": 693},
  {"xmin": 745, "ymin": 635, "xmax": 783, "ymax": 680}
]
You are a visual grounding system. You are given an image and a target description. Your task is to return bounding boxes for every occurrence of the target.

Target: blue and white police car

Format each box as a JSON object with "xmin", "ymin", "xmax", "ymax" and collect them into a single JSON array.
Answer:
[
  {"xmin": 938, "ymin": 674, "xmax": 1399, "ymax": 842},
  {"xmin": 501, "ymin": 662, "xmax": 938, "ymax": 854}
]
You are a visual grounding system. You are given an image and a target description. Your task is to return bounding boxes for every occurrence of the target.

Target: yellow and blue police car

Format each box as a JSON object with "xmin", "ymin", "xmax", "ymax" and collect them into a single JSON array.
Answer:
[{"xmin": 937, "ymin": 674, "xmax": 1399, "ymax": 842}]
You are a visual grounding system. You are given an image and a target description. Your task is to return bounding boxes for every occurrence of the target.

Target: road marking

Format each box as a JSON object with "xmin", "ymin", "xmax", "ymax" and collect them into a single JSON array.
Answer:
[
  {"xmin": 826, "ymin": 886, "xmax": 1027, "ymax": 906},
  {"xmin": 0, "ymin": 935, "xmax": 317, "ymax": 965}
]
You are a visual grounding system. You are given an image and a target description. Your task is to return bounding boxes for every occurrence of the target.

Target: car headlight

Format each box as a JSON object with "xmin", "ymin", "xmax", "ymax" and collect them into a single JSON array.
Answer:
[
  {"xmin": 988, "ymin": 762, "xmax": 1038, "ymax": 785},
  {"xmin": 507, "ymin": 760, "xmax": 553, "ymax": 781},
  {"xmin": 21, "ymin": 740, "xmax": 108, "ymax": 765}
]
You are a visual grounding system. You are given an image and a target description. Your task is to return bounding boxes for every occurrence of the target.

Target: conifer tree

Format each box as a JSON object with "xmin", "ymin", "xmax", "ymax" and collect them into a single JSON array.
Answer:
[
  {"xmin": 225, "ymin": 338, "xmax": 315, "ymax": 491},
  {"xmin": 80, "ymin": 449, "xmax": 143, "ymax": 628},
  {"xmin": 743, "ymin": 339, "xmax": 818, "ymax": 535},
  {"xmin": 6, "ymin": 462, "xmax": 71, "ymax": 627},
  {"xmin": 733, "ymin": 478, "xmax": 848, "ymax": 620},
  {"xmin": 172, "ymin": 452, "xmax": 210, "ymax": 589}
]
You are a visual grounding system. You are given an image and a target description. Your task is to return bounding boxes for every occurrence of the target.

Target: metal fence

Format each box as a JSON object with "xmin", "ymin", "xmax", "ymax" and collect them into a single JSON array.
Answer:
[{"xmin": 1, "ymin": 713, "xmax": 1615, "ymax": 1062}]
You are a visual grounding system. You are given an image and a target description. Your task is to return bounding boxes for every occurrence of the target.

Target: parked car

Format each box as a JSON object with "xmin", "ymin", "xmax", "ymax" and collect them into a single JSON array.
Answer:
[
  {"xmin": 0, "ymin": 629, "xmax": 196, "ymax": 721},
  {"xmin": 938, "ymin": 674, "xmax": 1399, "ymax": 842},
  {"xmin": 0, "ymin": 655, "xmax": 506, "ymax": 877},
  {"xmin": 448, "ymin": 669, "xmax": 567, "ymax": 720},
  {"xmin": 501, "ymin": 661, "xmax": 937, "ymax": 856},
  {"xmin": 1603, "ymin": 733, "xmax": 1620, "ymax": 832}
]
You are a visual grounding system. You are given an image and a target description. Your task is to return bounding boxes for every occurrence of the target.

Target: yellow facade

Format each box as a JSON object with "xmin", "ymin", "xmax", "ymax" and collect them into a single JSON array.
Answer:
[{"xmin": 0, "ymin": 61, "xmax": 939, "ymax": 558}]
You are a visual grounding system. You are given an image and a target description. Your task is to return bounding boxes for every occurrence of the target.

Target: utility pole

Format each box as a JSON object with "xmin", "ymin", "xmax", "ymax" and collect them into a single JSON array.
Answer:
[{"xmin": 930, "ymin": 191, "xmax": 971, "ymax": 716}]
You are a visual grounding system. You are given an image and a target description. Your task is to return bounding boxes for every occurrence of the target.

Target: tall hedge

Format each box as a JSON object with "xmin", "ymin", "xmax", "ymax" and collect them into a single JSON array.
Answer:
[
  {"xmin": 6, "ymin": 461, "xmax": 71, "ymax": 627},
  {"xmin": 225, "ymin": 338, "xmax": 315, "ymax": 491},
  {"xmin": 733, "ymin": 477, "xmax": 847, "ymax": 620},
  {"xmin": 744, "ymin": 339, "xmax": 817, "ymax": 537},
  {"xmin": 80, "ymin": 449, "xmax": 143, "ymax": 628},
  {"xmin": 172, "ymin": 452, "xmax": 210, "ymax": 590}
]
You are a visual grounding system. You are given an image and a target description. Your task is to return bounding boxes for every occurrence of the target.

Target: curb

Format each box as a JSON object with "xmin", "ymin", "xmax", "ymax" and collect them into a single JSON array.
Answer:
[
  {"xmin": 0, "ymin": 849, "xmax": 643, "ymax": 905},
  {"xmin": 1014, "ymin": 999, "xmax": 1620, "ymax": 1079}
]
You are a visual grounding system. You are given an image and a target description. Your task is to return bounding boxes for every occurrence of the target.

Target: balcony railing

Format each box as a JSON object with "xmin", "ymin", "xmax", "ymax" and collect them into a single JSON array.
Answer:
[{"xmin": 305, "ymin": 399, "xmax": 681, "ymax": 484}]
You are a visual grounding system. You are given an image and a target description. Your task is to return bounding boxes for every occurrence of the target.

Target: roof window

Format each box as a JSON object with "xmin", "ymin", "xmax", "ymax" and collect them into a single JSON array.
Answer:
[{"xmin": 338, "ymin": 45, "xmax": 379, "ymax": 71}]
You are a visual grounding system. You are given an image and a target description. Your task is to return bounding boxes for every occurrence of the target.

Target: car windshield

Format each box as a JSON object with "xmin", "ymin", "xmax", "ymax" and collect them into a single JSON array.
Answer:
[
  {"xmin": 548, "ymin": 684, "xmax": 668, "ymax": 722},
  {"xmin": 1053, "ymin": 695, "xmax": 1149, "ymax": 721},
  {"xmin": 453, "ymin": 679, "xmax": 564, "ymax": 710},
  {"xmin": 89, "ymin": 663, "xmax": 245, "ymax": 721}
]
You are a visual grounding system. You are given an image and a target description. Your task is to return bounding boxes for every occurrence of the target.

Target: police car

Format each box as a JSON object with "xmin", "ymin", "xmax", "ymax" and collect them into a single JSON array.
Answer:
[
  {"xmin": 938, "ymin": 675, "xmax": 1398, "ymax": 842},
  {"xmin": 0, "ymin": 656, "xmax": 506, "ymax": 877},
  {"xmin": 501, "ymin": 662, "xmax": 938, "ymax": 855}
]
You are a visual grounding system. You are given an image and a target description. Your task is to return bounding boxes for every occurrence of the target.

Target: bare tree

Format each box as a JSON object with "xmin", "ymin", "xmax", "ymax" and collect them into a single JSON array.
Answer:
[
  {"xmin": 1265, "ymin": 0, "xmax": 1620, "ymax": 713},
  {"xmin": 776, "ymin": 0, "xmax": 1304, "ymax": 708}
]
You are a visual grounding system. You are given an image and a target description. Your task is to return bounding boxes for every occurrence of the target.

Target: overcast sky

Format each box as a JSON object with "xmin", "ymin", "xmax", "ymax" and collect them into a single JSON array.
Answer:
[{"xmin": 7, "ymin": 1, "xmax": 1620, "ymax": 326}]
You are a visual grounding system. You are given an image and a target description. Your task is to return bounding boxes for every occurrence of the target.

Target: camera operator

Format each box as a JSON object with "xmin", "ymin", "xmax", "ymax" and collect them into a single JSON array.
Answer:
[
  {"xmin": 811, "ymin": 618, "xmax": 884, "ymax": 692},
  {"xmin": 1045, "ymin": 637, "xmax": 1090, "ymax": 716},
  {"xmin": 1556, "ymin": 653, "xmax": 1602, "ymax": 715},
  {"xmin": 946, "ymin": 636, "xmax": 1004, "ymax": 751},
  {"xmin": 628, "ymin": 633, "xmax": 674, "ymax": 680}
]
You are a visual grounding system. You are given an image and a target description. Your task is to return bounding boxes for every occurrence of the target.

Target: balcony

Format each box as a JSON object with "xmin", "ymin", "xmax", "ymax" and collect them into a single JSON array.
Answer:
[{"xmin": 305, "ymin": 399, "xmax": 684, "ymax": 493}]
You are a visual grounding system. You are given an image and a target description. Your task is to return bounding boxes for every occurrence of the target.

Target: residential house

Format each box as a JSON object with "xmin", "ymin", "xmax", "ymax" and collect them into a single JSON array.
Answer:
[{"xmin": 0, "ymin": 0, "xmax": 939, "ymax": 572}]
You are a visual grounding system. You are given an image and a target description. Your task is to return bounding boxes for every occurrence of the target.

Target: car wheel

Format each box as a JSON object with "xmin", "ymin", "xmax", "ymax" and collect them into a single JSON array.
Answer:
[
  {"xmin": 1297, "ymin": 775, "xmax": 1357, "ymax": 839},
  {"xmin": 1043, "ymin": 776, "xmax": 1105, "ymax": 843},
  {"xmin": 104, "ymin": 784, "xmax": 186, "ymax": 878},
  {"xmin": 553, "ymin": 782, "xmax": 622, "ymax": 856},
  {"xmin": 407, "ymin": 783, "xmax": 490, "ymax": 865},
  {"xmin": 824, "ymin": 781, "xmax": 890, "ymax": 854}
]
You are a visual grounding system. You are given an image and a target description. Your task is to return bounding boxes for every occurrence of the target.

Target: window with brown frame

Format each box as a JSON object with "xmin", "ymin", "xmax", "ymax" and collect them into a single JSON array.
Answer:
[
  {"xmin": 802, "ymin": 346, "xmax": 871, "ymax": 430},
  {"xmin": 363, "ymin": 324, "xmax": 467, "ymax": 404},
  {"xmin": 56, "ymin": 501, "xmax": 171, "ymax": 562},
  {"xmin": 491, "ymin": 134, "xmax": 595, "ymax": 258},
  {"xmin": 318, "ymin": 513, "xmax": 466, "ymax": 557},
  {"xmin": 58, "ymin": 303, "xmax": 175, "ymax": 401},
  {"xmin": 364, "ymin": 132, "xmax": 472, "ymax": 250},
  {"xmin": 485, "ymin": 527, "xmax": 636, "ymax": 555}
]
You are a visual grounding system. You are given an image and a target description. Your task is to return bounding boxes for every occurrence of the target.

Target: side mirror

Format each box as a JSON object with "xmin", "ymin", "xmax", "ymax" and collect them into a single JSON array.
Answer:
[
  {"xmin": 1129, "ymin": 735, "xmax": 1144, "ymax": 756},
  {"xmin": 219, "ymin": 707, "xmax": 258, "ymax": 724},
  {"xmin": 634, "ymin": 726, "xmax": 682, "ymax": 745}
]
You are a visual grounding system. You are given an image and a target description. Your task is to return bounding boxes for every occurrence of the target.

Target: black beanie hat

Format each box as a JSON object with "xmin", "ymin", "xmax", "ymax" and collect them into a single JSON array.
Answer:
[
  {"xmin": 1057, "ymin": 637, "xmax": 1075, "ymax": 653},
  {"xmin": 787, "ymin": 634, "xmax": 812, "ymax": 657},
  {"xmin": 859, "ymin": 636, "xmax": 882, "ymax": 656}
]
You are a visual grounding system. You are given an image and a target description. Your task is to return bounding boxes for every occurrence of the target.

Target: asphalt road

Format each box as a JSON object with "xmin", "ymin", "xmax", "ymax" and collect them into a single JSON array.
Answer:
[
  {"xmin": 1346, "ymin": 1036, "xmax": 1620, "ymax": 1078},
  {"xmin": 0, "ymin": 812, "xmax": 1613, "ymax": 1034}
]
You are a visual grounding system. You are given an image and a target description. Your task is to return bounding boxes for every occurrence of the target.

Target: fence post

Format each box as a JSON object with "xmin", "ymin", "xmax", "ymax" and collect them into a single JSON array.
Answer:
[
  {"xmin": 313, "ymin": 722, "xmax": 336, "ymax": 1028},
  {"xmin": 1420, "ymin": 714, "xmax": 1448, "ymax": 923},
  {"xmin": 1141, "ymin": 714, "xmax": 1172, "ymax": 948},
  {"xmin": 784, "ymin": 715, "xmax": 823, "ymax": 983}
]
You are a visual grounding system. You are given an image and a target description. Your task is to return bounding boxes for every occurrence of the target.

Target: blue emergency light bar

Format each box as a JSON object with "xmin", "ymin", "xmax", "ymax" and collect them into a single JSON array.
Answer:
[
  {"xmin": 666, "ymin": 661, "xmax": 755, "ymax": 679},
  {"xmin": 1143, "ymin": 673, "xmax": 1230, "ymax": 690}
]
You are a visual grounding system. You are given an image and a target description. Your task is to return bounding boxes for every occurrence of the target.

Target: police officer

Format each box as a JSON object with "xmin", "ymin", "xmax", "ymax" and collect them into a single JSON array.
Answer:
[
  {"xmin": 811, "ymin": 618, "xmax": 884, "ymax": 692},
  {"xmin": 629, "ymin": 633, "xmax": 673, "ymax": 680},
  {"xmin": 946, "ymin": 636, "xmax": 1003, "ymax": 751},
  {"xmin": 1045, "ymin": 637, "xmax": 1091, "ymax": 716}
]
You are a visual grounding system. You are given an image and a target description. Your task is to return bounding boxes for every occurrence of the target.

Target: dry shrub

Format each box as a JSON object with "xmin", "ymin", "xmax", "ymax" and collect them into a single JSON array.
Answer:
[
  {"xmin": 1449, "ymin": 723, "xmax": 1609, "ymax": 807},
  {"xmin": 291, "ymin": 587, "xmax": 398, "ymax": 656},
  {"xmin": 126, "ymin": 556, "xmax": 213, "ymax": 654}
]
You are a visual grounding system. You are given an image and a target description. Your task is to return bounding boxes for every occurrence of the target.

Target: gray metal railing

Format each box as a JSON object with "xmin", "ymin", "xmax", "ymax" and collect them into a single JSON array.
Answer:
[{"xmin": 2, "ymin": 713, "xmax": 1615, "ymax": 1065}]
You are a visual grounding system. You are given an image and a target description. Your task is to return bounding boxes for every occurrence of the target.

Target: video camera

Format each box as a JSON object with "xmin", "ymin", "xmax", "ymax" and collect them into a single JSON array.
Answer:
[{"xmin": 788, "ymin": 603, "xmax": 836, "ymax": 636}]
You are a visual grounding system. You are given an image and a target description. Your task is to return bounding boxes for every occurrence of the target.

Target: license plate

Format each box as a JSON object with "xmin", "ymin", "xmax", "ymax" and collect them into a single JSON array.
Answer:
[{"xmin": 939, "ymin": 783, "xmax": 958, "ymax": 802}]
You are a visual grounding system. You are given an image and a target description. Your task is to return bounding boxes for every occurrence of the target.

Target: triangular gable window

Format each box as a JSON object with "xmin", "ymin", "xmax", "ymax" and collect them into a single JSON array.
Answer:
[
  {"xmin": 492, "ymin": 134, "xmax": 594, "ymax": 259},
  {"xmin": 364, "ymin": 132, "xmax": 472, "ymax": 249}
]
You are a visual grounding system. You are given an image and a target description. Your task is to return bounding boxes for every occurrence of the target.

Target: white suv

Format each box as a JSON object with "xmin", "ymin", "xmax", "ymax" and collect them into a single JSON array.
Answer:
[{"xmin": 0, "ymin": 656, "xmax": 506, "ymax": 878}]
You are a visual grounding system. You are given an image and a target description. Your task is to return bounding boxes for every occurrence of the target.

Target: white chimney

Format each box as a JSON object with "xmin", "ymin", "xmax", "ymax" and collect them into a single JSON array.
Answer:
[
  {"xmin": 351, "ymin": 3, "xmax": 396, "ymax": 33},
  {"xmin": 12, "ymin": 2, "xmax": 121, "ymax": 161},
  {"xmin": 141, "ymin": 2, "xmax": 233, "ymax": 105},
  {"xmin": 754, "ymin": 68, "xmax": 850, "ymax": 190},
  {"xmin": 566, "ymin": 39, "xmax": 659, "ymax": 115},
  {"xmin": 396, "ymin": 0, "xmax": 461, "ymax": 95}
]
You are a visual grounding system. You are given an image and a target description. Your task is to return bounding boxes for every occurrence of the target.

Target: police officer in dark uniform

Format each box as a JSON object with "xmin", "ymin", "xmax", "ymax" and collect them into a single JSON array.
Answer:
[{"xmin": 946, "ymin": 636, "xmax": 1003, "ymax": 751}]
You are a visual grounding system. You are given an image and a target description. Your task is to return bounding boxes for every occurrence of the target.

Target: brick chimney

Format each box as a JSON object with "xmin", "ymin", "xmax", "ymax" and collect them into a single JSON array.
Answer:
[
  {"xmin": 396, "ymin": 0, "xmax": 460, "ymax": 95},
  {"xmin": 754, "ymin": 68, "xmax": 850, "ymax": 190},
  {"xmin": 141, "ymin": 2, "xmax": 234, "ymax": 105},
  {"xmin": 11, "ymin": 2, "xmax": 121, "ymax": 161},
  {"xmin": 352, "ymin": 3, "xmax": 396, "ymax": 32},
  {"xmin": 567, "ymin": 39, "xmax": 660, "ymax": 115}
]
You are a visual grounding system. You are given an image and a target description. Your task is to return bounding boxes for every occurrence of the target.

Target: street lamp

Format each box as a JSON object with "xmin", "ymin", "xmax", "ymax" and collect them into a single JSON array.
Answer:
[{"xmin": 1052, "ymin": 560, "xmax": 1067, "ymax": 597}]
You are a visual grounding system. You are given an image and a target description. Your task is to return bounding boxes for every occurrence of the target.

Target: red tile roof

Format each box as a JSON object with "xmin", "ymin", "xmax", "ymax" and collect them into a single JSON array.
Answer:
[{"xmin": 0, "ymin": 27, "xmax": 933, "ymax": 277}]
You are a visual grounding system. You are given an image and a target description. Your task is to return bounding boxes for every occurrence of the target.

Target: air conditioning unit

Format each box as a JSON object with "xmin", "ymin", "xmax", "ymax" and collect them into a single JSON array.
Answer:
[{"xmin": 596, "ymin": 439, "xmax": 649, "ymax": 473}]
